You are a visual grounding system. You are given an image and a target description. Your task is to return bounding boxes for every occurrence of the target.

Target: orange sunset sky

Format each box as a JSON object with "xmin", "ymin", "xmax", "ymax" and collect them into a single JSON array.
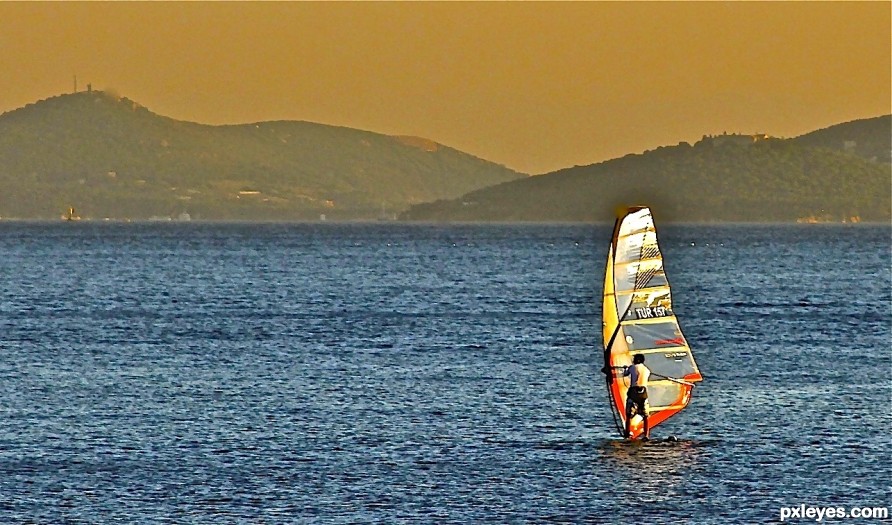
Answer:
[{"xmin": 0, "ymin": 1, "xmax": 889, "ymax": 174}]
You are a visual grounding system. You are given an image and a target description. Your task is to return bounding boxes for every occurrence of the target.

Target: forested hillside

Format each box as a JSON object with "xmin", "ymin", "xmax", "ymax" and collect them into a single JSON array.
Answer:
[
  {"xmin": 0, "ymin": 91, "xmax": 525, "ymax": 220},
  {"xmin": 403, "ymin": 119, "xmax": 891, "ymax": 223}
]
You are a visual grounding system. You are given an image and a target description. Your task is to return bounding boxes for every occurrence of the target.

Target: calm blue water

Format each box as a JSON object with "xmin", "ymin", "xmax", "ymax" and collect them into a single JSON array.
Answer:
[{"xmin": 0, "ymin": 223, "xmax": 889, "ymax": 523}]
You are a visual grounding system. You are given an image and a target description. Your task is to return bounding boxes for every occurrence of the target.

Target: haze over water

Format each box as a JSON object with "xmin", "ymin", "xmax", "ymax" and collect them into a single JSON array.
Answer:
[{"xmin": 0, "ymin": 223, "xmax": 888, "ymax": 522}]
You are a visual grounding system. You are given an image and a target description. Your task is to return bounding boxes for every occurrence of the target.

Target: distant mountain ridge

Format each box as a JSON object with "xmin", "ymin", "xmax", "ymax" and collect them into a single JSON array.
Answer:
[
  {"xmin": 794, "ymin": 115, "xmax": 891, "ymax": 163},
  {"xmin": 402, "ymin": 115, "xmax": 891, "ymax": 223},
  {"xmin": 0, "ymin": 91, "xmax": 525, "ymax": 220}
]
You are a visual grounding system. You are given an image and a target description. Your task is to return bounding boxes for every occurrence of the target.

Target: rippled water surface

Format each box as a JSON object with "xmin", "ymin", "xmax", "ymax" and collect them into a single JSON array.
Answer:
[{"xmin": 0, "ymin": 223, "xmax": 889, "ymax": 523}]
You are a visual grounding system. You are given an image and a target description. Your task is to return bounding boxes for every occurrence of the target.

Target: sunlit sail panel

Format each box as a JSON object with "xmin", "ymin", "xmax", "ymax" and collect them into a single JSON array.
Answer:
[
  {"xmin": 623, "ymin": 322, "xmax": 686, "ymax": 350},
  {"xmin": 601, "ymin": 206, "xmax": 703, "ymax": 439},
  {"xmin": 622, "ymin": 290, "xmax": 673, "ymax": 321},
  {"xmin": 614, "ymin": 259, "xmax": 667, "ymax": 293}
]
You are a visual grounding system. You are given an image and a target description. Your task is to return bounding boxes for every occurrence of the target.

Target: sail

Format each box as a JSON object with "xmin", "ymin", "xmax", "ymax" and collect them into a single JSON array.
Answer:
[{"xmin": 602, "ymin": 206, "xmax": 702, "ymax": 438}]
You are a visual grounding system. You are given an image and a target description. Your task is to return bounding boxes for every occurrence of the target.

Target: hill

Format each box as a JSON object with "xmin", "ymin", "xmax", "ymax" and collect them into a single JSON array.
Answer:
[
  {"xmin": 0, "ymin": 91, "xmax": 525, "ymax": 220},
  {"xmin": 401, "ymin": 116, "xmax": 892, "ymax": 223},
  {"xmin": 793, "ymin": 115, "xmax": 891, "ymax": 163}
]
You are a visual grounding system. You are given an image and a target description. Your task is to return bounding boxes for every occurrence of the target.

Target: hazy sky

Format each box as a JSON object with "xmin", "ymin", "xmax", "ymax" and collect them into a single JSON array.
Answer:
[{"xmin": 1, "ymin": 2, "xmax": 889, "ymax": 174}]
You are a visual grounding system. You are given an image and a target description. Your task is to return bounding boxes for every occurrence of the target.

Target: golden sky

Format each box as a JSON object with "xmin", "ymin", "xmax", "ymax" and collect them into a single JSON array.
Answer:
[{"xmin": 1, "ymin": 2, "xmax": 889, "ymax": 174}]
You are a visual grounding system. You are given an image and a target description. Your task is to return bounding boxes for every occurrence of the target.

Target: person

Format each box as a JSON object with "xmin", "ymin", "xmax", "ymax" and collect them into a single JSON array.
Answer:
[
  {"xmin": 622, "ymin": 353, "xmax": 651, "ymax": 440},
  {"xmin": 602, "ymin": 353, "xmax": 652, "ymax": 440}
]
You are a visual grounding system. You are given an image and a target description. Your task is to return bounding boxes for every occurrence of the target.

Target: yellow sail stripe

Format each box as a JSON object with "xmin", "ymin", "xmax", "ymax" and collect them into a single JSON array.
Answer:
[
  {"xmin": 617, "ymin": 227, "xmax": 655, "ymax": 240},
  {"xmin": 649, "ymin": 379, "xmax": 697, "ymax": 387},
  {"xmin": 622, "ymin": 316, "xmax": 679, "ymax": 326},
  {"xmin": 649, "ymin": 404, "xmax": 688, "ymax": 412}
]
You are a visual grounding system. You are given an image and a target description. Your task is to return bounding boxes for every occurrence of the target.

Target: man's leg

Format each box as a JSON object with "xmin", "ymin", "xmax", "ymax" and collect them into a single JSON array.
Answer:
[
  {"xmin": 624, "ymin": 399, "xmax": 634, "ymax": 439},
  {"xmin": 641, "ymin": 399, "xmax": 650, "ymax": 440}
]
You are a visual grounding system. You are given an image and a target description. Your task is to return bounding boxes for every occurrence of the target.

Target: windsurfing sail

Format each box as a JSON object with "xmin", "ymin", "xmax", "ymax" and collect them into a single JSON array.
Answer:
[{"xmin": 602, "ymin": 206, "xmax": 702, "ymax": 438}]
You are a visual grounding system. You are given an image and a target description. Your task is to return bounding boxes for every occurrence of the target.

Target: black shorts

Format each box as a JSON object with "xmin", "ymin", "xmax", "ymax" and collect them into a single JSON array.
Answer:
[{"xmin": 626, "ymin": 386, "xmax": 648, "ymax": 416}]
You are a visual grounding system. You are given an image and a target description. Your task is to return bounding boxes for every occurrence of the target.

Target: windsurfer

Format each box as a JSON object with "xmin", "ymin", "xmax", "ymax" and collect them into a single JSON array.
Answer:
[
  {"xmin": 601, "ymin": 353, "xmax": 652, "ymax": 440},
  {"xmin": 601, "ymin": 207, "xmax": 703, "ymax": 440},
  {"xmin": 622, "ymin": 354, "xmax": 651, "ymax": 440}
]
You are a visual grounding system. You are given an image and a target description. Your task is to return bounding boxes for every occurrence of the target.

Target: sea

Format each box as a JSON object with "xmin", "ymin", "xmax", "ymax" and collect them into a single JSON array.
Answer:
[{"xmin": 0, "ymin": 222, "xmax": 889, "ymax": 524}]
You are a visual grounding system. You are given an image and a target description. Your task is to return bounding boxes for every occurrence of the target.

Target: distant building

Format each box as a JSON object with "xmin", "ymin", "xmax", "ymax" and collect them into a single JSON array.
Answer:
[{"xmin": 704, "ymin": 133, "xmax": 772, "ymax": 147}]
